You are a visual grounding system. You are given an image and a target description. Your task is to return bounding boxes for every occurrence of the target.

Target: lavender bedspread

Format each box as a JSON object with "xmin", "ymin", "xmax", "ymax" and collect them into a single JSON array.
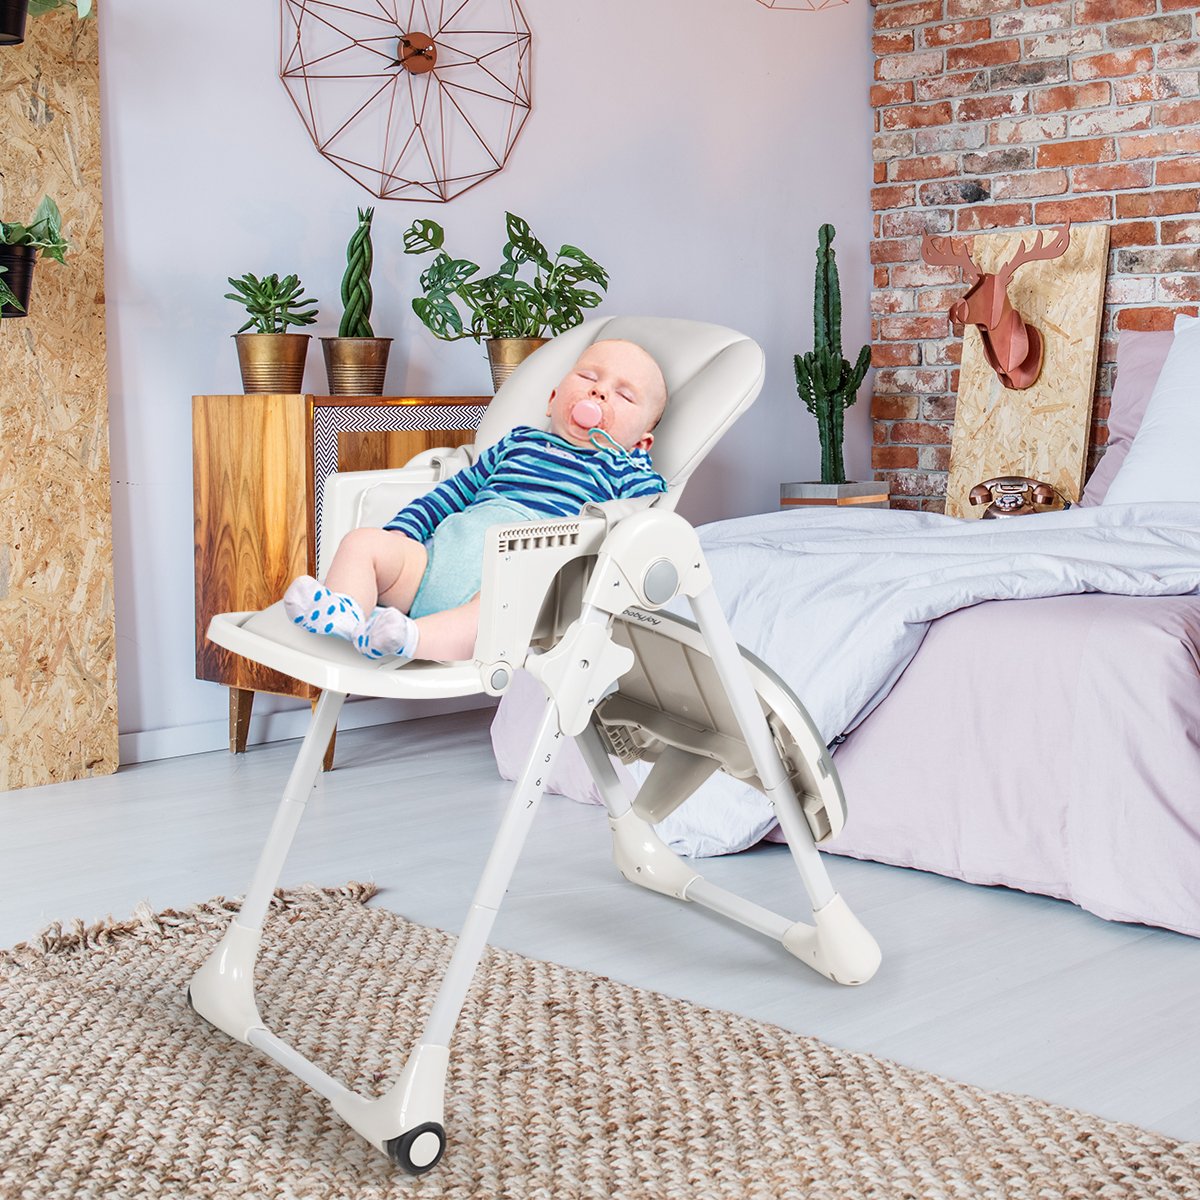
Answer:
[{"xmin": 784, "ymin": 592, "xmax": 1200, "ymax": 937}]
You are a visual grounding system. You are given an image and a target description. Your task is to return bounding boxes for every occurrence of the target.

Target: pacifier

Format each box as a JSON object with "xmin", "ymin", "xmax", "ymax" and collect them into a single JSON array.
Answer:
[{"xmin": 571, "ymin": 398, "xmax": 603, "ymax": 431}]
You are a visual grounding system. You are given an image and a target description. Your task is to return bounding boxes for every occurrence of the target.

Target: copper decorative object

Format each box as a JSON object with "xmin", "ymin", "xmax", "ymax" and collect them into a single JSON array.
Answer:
[
  {"xmin": 279, "ymin": 0, "xmax": 532, "ymax": 202},
  {"xmin": 753, "ymin": 0, "xmax": 851, "ymax": 10},
  {"xmin": 921, "ymin": 223, "xmax": 1072, "ymax": 391}
]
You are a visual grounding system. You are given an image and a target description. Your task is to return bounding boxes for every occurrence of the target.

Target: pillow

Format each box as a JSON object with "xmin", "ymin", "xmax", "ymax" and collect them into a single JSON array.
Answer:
[
  {"xmin": 1102, "ymin": 314, "xmax": 1200, "ymax": 505},
  {"xmin": 1080, "ymin": 329, "xmax": 1173, "ymax": 505}
]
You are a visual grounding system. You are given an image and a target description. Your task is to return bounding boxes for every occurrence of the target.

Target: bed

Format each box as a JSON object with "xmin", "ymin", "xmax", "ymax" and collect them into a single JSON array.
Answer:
[{"xmin": 491, "ymin": 325, "xmax": 1200, "ymax": 937}]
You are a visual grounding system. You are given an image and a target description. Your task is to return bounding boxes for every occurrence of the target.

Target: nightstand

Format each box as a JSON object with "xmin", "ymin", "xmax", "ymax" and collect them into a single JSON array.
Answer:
[
  {"xmin": 780, "ymin": 482, "xmax": 891, "ymax": 510},
  {"xmin": 192, "ymin": 393, "xmax": 488, "ymax": 762}
]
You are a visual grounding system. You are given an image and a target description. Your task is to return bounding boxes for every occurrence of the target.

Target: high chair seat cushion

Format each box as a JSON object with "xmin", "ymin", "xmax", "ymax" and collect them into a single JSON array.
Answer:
[{"xmin": 474, "ymin": 317, "xmax": 765, "ymax": 499}]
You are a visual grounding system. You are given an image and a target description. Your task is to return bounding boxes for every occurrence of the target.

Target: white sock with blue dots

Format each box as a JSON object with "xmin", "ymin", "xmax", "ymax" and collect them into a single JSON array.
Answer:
[
  {"xmin": 355, "ymin": 606, "xmax": 420, "ymax": 660},
  {"xmin": 283, "ymin": 576, "xmax": 364, "ymax": 641}
]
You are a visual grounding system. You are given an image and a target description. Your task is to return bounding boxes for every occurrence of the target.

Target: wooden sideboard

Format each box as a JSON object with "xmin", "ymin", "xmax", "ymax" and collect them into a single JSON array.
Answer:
[{"xmin": 192, "ymin": 394, "xmax": 488, "ymax": 759}]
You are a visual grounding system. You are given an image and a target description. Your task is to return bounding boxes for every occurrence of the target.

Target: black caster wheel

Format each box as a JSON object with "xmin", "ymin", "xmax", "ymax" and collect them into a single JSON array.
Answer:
[{"xmin": 385, "ymin": 1122, "xmax": 446, "ymax": 1175}]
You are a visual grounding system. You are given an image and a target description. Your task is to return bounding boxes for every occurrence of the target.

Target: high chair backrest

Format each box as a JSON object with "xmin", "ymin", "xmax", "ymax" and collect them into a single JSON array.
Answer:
[
  {"xmin": 318, "ymin": 317, "xmax": 765, "ymax": 577},
  {"xmin": 475, "ymin": 316, "xmax": 766, "ymax": 509}
]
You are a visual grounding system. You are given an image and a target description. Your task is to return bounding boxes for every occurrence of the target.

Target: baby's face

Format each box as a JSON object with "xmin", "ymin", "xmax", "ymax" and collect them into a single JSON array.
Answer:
[{"xmin": 546, "ymin": 340, "xmax": 665, "ymax": 453}]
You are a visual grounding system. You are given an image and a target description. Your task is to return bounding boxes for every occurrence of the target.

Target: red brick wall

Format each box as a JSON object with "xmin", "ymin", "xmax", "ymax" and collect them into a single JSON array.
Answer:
[{"xmin": 869, "ymin": 0, "xmax": 1200, "ymax": 511}]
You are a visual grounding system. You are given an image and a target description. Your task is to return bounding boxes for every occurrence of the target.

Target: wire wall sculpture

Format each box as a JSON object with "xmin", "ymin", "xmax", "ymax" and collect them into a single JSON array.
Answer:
[
  {"xmin": 280, "ymin": 0, "xmax": 532, "ymax": 202},
  {"xmin": 754, "ymin": 0, "xmax": 851, "ymax": 9}
]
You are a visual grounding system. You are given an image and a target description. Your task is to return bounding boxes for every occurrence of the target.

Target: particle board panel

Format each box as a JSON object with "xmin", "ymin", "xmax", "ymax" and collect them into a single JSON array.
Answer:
[
  {"xmin": 0, "ymin": 6, "xmax": 116, "ymax": 788},
  {"xmin": 945, "ymin": 223, "xmax": 1110, "ymax": 519}
]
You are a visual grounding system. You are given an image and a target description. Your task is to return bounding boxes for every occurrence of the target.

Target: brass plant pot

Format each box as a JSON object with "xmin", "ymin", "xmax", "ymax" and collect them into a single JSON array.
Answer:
[
  {"xmin": 486, "ymin": 336, "xmax": 548, "ymax": 392},
  {"xmin": 321, "ymin": 336, "xmax": 393, "ymax": 396},
  {"xmin": 234, "ymin": 332, "xmax": 311, "ymax": 394}
]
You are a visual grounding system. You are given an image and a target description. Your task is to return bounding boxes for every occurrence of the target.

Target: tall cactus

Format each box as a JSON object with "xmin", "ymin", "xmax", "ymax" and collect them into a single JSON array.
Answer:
[
  {"xmin": 338, "ymin": 206, "xmax": 375, "ymax": 338},
  {"xmin": 793, "ymin": 224, "xmax": 872, "ymax": 484}
]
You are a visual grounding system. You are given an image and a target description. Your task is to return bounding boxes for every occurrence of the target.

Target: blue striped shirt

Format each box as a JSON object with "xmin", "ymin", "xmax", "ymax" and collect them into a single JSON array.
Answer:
[{"xmin": 384, "ymin": 425, "xmax": 668, "ymax": 543}]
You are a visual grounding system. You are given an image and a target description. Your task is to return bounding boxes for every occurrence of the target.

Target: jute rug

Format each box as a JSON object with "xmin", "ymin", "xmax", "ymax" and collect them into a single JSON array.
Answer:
[{"xmin": 1, "ymin": 885, "xmax": 1197, "ymax": 1200}]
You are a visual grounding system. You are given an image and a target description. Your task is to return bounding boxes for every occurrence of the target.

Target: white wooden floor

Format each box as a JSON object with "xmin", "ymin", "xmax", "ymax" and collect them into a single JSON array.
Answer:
[{"xmin": 3, "ymin": 709, "xmax": 1198, "ymax": 1143}]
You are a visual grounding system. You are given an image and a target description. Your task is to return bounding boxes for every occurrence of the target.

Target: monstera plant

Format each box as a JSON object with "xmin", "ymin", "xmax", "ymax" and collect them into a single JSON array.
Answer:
[{"xmin": 403, "ymin": 211, "xmax": 610, "ymax": 389}]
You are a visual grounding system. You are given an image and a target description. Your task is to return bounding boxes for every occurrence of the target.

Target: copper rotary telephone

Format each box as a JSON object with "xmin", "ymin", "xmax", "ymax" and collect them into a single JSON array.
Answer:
[{"xmin": 969, "ymin": 476, "xmax": 1072, "ymax": 519}]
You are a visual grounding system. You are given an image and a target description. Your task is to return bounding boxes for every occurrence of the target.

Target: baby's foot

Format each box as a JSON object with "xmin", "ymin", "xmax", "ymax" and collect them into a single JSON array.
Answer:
[
  {"xmin": 283, "ymin": 575, "xmax": 363, "ymax": 640},
  {"xmin": 355, "ymin": 606, "xmax": 421, "ymax": 660}
]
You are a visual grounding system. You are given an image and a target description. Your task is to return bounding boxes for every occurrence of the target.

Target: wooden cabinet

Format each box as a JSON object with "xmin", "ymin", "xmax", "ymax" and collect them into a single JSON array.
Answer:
[{"xmin": 192, "ymin": 394, "xmax": 488, "ymax": 754}]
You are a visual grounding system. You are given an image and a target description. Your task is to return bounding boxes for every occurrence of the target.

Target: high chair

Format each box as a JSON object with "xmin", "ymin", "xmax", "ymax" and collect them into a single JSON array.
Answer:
[{"xmin": 189, "ymin": 316, "xmax": 882, "ymax": 1175}]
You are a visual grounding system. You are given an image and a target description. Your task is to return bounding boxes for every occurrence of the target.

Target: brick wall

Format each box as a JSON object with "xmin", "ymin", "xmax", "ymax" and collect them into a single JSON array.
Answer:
[{"xmin": 869, "ymin": 0, "xmax": 1200, "ymax": 510}]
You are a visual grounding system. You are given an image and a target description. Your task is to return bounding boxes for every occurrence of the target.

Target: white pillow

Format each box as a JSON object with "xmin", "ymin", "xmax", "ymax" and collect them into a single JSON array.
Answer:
[{"xmin": 1103, "ymin": 313, "xmax": 1200, "ymax": 504}]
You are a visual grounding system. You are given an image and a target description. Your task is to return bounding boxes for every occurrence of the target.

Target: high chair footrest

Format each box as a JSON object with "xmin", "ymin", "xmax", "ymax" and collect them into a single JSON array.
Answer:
[{"xmin": 207, "ymin": 604, "xmax": 485, "ymax": 700}]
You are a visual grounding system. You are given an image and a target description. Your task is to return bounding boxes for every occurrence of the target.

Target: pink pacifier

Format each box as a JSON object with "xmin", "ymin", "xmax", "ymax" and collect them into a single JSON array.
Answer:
[{"xmin": 571, "ymin": 398, "xmax": 603, "ymax": 430}]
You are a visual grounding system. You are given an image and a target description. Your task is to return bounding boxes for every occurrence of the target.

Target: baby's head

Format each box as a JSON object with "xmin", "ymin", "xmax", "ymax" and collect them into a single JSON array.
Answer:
[{"xmin": 546, "ymin": 339, "xmax": 667, "ymax": 454}]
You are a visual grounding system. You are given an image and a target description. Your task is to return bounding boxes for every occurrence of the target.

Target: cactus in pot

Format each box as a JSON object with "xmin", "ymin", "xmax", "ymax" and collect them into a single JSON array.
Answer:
[{"xmin": 793, "ymin": 224, "xmax": 872, "ymax": 485}]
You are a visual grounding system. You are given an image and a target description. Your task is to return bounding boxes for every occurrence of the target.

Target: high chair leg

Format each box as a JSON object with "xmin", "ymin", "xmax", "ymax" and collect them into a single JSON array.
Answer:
[
  {"xmin": 330, "ymin": 691, "xmax": 567, "ymax": 1173},
  {"xmin": 577, "ymin": 589, "xmax": 882, "ymax": 987},
  {"xmin": 189, "ymin": 689, "xmax": 347, "ymax": 1041},
  {"xmin": 192, "ymin": 687, "xmax": 570, "ymax": 1176}
]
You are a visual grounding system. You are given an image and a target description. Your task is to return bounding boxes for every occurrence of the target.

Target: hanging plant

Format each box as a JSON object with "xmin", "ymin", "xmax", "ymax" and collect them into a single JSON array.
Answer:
[
  {"xmin": 28, "ymin": 0, "xmax": 93, "ymax": 17},
  {"xmin": 0, "ymin": 195, "xmax": 70, "ymax": 322}
]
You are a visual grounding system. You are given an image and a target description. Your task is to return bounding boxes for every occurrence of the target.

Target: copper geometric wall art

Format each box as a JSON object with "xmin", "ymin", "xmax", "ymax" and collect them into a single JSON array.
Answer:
[
  {"xmin": 753, "ymin": 0, "xmax": 851, "ymax": 9},
  {"xmin": 753, "ymin": 0, "xmax": 850, "ymax": 9},
  {"xmin": 280, "ymin": 0, "xmax": 532, "ymax": 202}
]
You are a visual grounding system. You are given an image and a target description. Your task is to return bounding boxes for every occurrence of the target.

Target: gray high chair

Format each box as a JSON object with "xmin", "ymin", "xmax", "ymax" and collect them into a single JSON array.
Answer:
[{"xmin": 189, "ymin": 315, "xmax": 882, "ymax": 1175}]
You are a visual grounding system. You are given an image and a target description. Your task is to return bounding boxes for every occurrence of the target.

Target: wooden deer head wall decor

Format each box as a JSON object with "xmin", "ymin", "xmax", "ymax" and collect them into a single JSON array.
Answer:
[{"xmin": 921, "ymin": 223, "xmax": 1072, "ymax": 390}]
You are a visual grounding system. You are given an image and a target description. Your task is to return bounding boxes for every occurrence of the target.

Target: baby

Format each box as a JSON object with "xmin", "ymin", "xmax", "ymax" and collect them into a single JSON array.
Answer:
[{"xmin": 283, "ymin": 338, "xmax": 669, "ymax": 663}]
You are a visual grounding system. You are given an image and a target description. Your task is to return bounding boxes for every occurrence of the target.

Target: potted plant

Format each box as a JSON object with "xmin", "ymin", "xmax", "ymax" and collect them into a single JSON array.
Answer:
[
  {"xmin": 321, "ymin": 206, "xmax": 392, "ymax": 395},
  {"xmin": 785, "ymin": 224, "xmax": 885, "ymax": 510},
  {"xmin": 224, "ymin": 271, "xmax": 318, "ymax": 394},
  {"xmin": 2, "ymin": 0, "xmax": 91, "ymax": 47},
  {"xmin": 0, "ymin": 195, "xmax": 70, "ymax": 321},
  {"xmin": 403, "ymin": 211, "xmax": 610, "ymax": 390}
]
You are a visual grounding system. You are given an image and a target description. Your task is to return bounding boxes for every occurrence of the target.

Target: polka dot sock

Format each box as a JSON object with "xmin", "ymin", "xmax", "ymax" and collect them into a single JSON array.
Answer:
[
  {"xmin": 283, "ymin": 576, "xmax": 364, "ymax": 641},
  {"xmin": 355, "ymin": 606, "xmax": 421, "ymax": 660}
]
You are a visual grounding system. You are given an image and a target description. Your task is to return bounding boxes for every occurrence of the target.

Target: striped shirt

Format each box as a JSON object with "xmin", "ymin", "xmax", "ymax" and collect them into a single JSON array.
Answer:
[{"xmin": 384, "ymin": 425, "xmax": 668, "ymax": 543}]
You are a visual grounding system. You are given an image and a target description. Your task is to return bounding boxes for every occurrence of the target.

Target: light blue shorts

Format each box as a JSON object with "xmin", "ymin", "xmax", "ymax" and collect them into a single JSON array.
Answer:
[{"xmin": 409, "ymin": 498, "xmax": 540, "ymax": 619}]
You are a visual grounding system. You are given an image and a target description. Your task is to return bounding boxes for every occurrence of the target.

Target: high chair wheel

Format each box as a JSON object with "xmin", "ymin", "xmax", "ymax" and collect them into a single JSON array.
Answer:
[{"xmin": 385, "ymin": 1121, "xmax": 446, "ymax": 1174}]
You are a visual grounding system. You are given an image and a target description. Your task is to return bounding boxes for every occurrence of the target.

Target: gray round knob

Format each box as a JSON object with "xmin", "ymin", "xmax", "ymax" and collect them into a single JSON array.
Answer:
[
  {"xmin": 489, "ymin": 667, "xmax": 510, "ymax": 691},
  {"xmin": 642, "ymin": 559, "xmax": 679, "ymax": 606}
]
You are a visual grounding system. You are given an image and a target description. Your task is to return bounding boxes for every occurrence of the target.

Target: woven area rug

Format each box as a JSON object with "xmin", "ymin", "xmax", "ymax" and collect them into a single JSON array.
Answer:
[{"xmin": 2, "ymin": 885, "xmax": 1198, "ymax": 1200}]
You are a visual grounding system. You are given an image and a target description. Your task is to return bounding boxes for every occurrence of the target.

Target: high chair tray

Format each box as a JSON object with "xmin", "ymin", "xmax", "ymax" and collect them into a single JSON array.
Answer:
[{"xmin": 207, "ymin": 603, "xmax": 485, "ymax": 701}]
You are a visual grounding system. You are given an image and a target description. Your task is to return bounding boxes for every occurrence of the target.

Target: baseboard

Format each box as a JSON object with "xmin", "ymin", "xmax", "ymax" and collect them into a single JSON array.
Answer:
[{"xmin": 118, "ymin": 694, "xmax": 496, "ymax": 766}]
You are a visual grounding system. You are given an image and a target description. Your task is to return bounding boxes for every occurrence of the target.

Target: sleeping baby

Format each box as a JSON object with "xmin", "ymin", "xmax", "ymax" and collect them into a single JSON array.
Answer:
[{"xmin": 282, "ymin": 338, "xmax": 669, "ymax": 662}]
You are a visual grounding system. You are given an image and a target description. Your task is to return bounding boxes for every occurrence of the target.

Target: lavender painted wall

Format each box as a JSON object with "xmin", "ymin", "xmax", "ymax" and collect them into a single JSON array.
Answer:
[{"xmin": 99, "ymin": 0, "xmax": 875, "ymax": 759}]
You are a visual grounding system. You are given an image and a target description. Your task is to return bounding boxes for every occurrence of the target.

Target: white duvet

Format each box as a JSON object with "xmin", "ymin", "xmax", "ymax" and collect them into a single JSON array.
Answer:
[{"xmin": 492, "ymin": 501, "xmax": 1200, "ymax": 857}]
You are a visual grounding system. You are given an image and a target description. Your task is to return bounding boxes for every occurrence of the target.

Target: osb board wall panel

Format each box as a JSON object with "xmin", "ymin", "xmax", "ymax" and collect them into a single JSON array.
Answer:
[
  {"xmin": 0, "ymin": 6, "xmax": 116, "ymax": 788},
  {"xmin": 945, "ymin": 224, "xmax": 1110, "ymax": 520}
]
